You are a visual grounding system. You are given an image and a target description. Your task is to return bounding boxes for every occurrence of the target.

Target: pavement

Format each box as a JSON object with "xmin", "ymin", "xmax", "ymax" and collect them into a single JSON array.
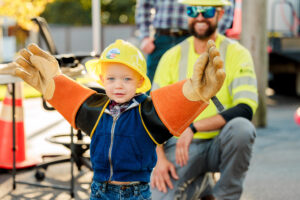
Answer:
[
  {"xmin": 0, "ymin": 94, "xmax": 300, "ymax": 200},
  {"xmin": 241, "ymin": 94, "xmax": 300, "ymax": 200}
]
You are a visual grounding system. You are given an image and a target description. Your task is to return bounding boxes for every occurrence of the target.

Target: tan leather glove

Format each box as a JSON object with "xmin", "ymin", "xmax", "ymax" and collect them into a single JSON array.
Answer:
[
  {"xmin": 182, "ymin": 40, "xmax": 225, "ymax": 102},
  {"xmin": 14, "ymin": 43, "xmax": 61, "ymax": 100},
  {"xmin": 0, "ymin": 62, "xmax": 17, "ymax": 75}
]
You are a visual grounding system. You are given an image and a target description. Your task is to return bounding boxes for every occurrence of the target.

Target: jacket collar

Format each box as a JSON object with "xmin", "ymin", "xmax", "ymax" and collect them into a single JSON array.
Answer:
[{"xmin": 104, "ymin": 93, "xmax": 148, "ymax": 116}]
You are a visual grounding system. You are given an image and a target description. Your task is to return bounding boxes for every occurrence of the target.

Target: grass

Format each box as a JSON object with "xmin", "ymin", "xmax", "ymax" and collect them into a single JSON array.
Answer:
[{"xmin": 0, "ymin": 83, "xmax": 41, "ymax": 101}]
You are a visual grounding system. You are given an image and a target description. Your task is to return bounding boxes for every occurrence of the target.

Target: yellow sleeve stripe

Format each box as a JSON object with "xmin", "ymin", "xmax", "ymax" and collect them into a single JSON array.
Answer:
[
  {"xmin": 90, "ymin": 100, "xmax": 110, "ymax": 139},
  {"xmin": 233, "ymin": 90, "xmax": 258, "ymax": 103},
  {"xmin": 139, "ymin": 104, "xmax": 159, "ymax": 145}
]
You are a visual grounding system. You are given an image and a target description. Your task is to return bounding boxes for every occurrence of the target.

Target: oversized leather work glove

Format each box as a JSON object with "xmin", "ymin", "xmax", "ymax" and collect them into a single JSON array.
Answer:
[
  {"xmin": 13, "ymin": 44, "xmax": 61, "ymax": 100},
  {"xmin": 182, "ymin": 40, "xmax": 225, "ymax": 102},
  {"xmin": 0, "ymin": 62, "xmax": 17, "ymax": 75}
]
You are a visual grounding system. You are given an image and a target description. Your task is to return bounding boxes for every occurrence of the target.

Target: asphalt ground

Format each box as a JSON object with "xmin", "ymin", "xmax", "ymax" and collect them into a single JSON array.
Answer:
[{"xmin": 0, "ymin": 94, "xmax": 300, "ymax": 200}]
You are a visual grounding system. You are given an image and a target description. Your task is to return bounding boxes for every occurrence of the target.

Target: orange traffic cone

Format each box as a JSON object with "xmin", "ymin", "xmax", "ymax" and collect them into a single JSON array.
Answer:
[
  {"xmin": 226, "ymin": 0, "xmax": 242, "ymax": 39},
  {"xmin": 0, "ymin": 83, "xmax": 40, "ymax": 169}
]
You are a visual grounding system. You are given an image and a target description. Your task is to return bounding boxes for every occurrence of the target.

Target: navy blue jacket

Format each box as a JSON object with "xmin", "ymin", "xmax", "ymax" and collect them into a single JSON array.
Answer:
[{"xmin": 75, "ymin": 93, "xmax": 173, "ymax": 182}]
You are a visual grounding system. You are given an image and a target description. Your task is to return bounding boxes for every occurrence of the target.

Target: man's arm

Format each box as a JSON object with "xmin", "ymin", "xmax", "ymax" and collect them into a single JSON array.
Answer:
[
  {"xmin": 175, "ymin": 103, "xmax": 253, "ymax": 166},
  {"xmin": 192, "ymin": 103, "xmax": 253, "ymax": 133},
  {"xmin": 193, "ymin": 114, "xmax": 226, "ymax": 132},
  {"xmin": 135, "ymin": 0, "xmax": 156, "ymax": 54}
]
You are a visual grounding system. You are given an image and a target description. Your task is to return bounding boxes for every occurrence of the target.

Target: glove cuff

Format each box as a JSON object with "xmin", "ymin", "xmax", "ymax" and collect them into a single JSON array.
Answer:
[{"xmin": 48, "ymin": 75, "xmax": 96, "ymax": 128}]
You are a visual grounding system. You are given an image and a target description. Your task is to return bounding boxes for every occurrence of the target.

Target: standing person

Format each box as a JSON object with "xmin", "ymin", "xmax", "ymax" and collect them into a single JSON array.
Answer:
[
  {"xmin": 135, "ymin": 0, "xmax": 190, "ymax": 83},
  {"xmin": 135, "ymin": 0, "xmax": 234, "ymax": 84},
  {"xmin": 150, "ymin": 0, "xmax": 258, "ymax": 200},
  {"xmin": 10, "ymin": 39, "xmax": 225, "ymax": 200}
]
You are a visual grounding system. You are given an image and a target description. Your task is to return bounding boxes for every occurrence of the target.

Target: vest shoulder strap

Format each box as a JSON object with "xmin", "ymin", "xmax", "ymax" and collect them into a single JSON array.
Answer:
[
  {"xmin": 219, "ymin": 37, "xmax": 237, "ymax": 69},
  {"xmin": 178, "ymin": 36, "xmax": 237, "ymax": 80},
  {"xmin": 178, "ymin": 40, "xmax": 190, "ymax": 81}
]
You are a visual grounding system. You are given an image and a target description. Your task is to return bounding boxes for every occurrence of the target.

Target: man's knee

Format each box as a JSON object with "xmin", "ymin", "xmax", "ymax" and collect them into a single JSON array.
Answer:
[{"xmin": 222, "ymin": 117, "xmax": 256, "ymax": 148}]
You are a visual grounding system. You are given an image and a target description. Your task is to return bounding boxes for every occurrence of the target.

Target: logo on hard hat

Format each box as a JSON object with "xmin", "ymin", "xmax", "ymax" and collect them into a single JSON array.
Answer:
[{"xmin": 106, "ymin": 48, "xmax": 120, "ymax": 59}]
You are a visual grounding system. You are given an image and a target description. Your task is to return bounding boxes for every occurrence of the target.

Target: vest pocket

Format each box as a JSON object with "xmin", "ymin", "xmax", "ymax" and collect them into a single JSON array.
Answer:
[{"xmin": 90, "ymin": 134, "xmax": 108, "ymax": 170}]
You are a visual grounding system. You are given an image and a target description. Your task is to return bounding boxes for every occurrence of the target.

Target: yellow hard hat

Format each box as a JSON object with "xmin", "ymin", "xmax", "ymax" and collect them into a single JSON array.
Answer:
[
  {"xmin": 178, "ymin": 0, "xmax": 231, "ymax": 6},
  {"xmin": 86, "ymin": 39, "xmax": 151, "ymax": 93}
]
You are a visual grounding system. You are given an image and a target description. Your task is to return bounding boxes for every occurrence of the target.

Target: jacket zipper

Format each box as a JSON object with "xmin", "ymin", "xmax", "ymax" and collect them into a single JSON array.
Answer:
[
  {"xmin": 108, "ymin": 115, "xmax": 119, "ymax": 181},
  {"xmin": 106, "ymin": 100, "xmax": 139, "ymax": 181}
]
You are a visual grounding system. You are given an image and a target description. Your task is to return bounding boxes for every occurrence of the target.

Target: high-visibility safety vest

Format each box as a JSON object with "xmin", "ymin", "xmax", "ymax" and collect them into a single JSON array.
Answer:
[{"xmin": 152, "ymin": 34, "xmax": 258, "ymax": 139}]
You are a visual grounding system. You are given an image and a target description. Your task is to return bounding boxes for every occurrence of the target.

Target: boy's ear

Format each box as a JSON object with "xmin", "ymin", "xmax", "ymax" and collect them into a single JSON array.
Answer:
[{"xmin": 137, "ymin": 76, "xmax": 144, "ymax": 88}]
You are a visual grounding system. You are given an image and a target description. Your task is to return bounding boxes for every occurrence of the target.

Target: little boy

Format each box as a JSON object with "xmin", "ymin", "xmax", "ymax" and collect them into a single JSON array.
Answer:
[{"xmin": 12, "ymin": 39, "xmax": 225, "ymax": 200}]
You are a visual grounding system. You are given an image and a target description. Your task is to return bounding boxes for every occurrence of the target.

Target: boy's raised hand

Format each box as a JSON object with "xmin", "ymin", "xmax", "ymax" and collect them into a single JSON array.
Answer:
[
  {"xmin": 182, "ymin": 40, "xmax": 225, "ymax": 102},
  {"xmin": 13, "ymin": 44, "xmax": 61, "ymax": 100}
]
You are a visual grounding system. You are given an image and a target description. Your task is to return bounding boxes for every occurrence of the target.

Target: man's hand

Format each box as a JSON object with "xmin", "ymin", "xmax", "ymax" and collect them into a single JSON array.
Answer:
[
  {"xmin": 176, "ymin": 127, "xmax": 194, "ymax": 167},
  {"xmin": 151, "ymin": 156, "xmax": 179, "ymax": 193},
  {"xmin": 13, "ymin": 43, "xmax": 61, "ymax": 100},
  {"xmin": 140, "ymin": 37, "xmax": 155, "ymax": 54},
  {"xmin": 183, "ymin": 40, "xmax": 225, "ymax": 102}
]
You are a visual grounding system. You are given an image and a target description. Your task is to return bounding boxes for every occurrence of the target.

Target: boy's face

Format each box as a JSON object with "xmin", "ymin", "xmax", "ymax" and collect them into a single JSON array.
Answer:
[{"xmin": 100, "ymin": 63, "xmax": 143, "ymax": 104}]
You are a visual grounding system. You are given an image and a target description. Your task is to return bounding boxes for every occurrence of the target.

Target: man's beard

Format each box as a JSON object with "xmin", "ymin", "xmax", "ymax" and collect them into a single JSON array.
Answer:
[{"xmin": 188, "ymin": 20, "xmax": 218, "ymax": 40}]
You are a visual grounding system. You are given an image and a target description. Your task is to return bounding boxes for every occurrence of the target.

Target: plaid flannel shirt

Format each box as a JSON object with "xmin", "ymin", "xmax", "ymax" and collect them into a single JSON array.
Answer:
[
  {"xmin": 218, "ymin": 0, "xmax": 235, "ymax": 34},
  {"xmin": 135, "ymin": 0, "xmax": 189, "ymax": 39}
]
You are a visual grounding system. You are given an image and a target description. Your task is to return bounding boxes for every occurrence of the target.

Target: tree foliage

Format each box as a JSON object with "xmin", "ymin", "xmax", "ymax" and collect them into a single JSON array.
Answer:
[
  {"xmin": 101, "ymin": 0, "xmax": 136, "ymax": 25},
  {"xmin": 0, "ymin": 0, "xmax": 53, "ymax": 30},
  {"xmin": 41, "ymin": 0, "xmax": 91, "ymax": 26},
  {"xmin": 41, "ymin": 0, "xmax": 136, "ymax": 25}
]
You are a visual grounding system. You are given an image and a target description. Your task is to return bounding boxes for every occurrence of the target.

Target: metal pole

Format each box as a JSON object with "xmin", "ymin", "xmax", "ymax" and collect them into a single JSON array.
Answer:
[
  {"xmin": 70, "ymin": 127, "xmax": 74, "ymax": 198},
  {"xmin": 92, "ymin": 0, "xmax": 101, "ymax": 54},
  {"xmin": 12, "ymin": 83, "xmax": 16, "ymax": 189},
  {"xmin": 241, "ymin": 0, "xmax": 268, "ymax": 127}
]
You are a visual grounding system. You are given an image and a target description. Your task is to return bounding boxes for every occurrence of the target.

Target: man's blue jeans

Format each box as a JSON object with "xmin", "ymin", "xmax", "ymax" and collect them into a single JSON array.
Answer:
[
  {"xmin": 90, "ymin": 181, "xmax": 151, "ymax": 200},
  {"xmin": 151, "ymin": 117, "xmax": 256, "ymax": 200}
]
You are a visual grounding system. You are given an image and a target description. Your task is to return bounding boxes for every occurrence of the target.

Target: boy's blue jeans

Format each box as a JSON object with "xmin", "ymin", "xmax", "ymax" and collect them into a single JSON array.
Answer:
[{"xmin": 90, "ymin": 181, "xmax": 151, "ymax": 200}]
